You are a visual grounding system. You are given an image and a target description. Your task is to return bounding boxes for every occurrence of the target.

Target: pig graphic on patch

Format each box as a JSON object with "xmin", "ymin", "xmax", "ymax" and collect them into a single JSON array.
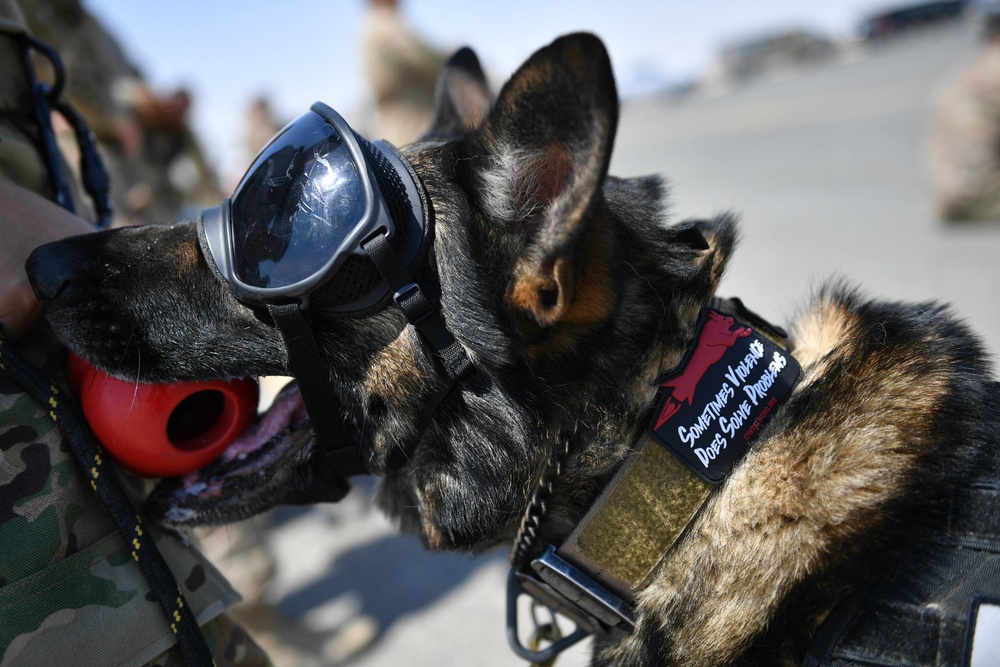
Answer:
[{"xmin": 655, "ymin": 311, "xmax": 751, "ymax": 429}]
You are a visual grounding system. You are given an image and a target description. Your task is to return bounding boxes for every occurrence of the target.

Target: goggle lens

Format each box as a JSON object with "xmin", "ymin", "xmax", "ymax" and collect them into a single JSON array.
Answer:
[{"xmin": 230, "ymin": 111, "xmax": 366, "ymax": 289}]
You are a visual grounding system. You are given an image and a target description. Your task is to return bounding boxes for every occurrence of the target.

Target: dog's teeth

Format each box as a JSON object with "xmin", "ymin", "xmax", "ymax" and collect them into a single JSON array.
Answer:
[
  {"xmin": 184, "ymin": 481, "xmax": 208, "ymax": 494},
  {"xmin": 162, "ymin": 507, "xmax": 198, "ymax": 525}
]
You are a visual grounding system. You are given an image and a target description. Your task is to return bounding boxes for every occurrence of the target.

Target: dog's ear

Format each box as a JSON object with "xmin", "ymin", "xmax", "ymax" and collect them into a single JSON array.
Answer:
[
  {"xmin": 468, "ymin": 33, "xmax": 618, "ymax": 327},
  {"xmin": 422, "ymin": 47, "xmax": 493, "ymax": 141}
]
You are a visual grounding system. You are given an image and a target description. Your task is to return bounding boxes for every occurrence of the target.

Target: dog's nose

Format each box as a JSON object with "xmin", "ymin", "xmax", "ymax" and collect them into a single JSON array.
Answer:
[{"xmin": 26, "ymin": 239, "xmax": 88, "ymax": 302}]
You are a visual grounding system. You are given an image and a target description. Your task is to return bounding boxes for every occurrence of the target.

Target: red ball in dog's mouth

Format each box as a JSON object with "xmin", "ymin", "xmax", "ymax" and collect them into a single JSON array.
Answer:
[{"xmin": 67, "ymin": 352, "xmax": 260, "ymax": 477}]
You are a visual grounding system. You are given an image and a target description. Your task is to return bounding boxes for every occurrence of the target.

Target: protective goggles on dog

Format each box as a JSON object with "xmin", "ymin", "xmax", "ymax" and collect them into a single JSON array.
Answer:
[
  {"xmin": 199, "ymin": 102, "xmax": 427, "ymax": 312},
  {"xmin": 197, "ymin": 102, "xmax": 470, "ymax": 477}
]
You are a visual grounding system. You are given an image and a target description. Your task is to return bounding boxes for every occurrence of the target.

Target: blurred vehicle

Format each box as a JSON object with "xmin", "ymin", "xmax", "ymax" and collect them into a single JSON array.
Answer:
[
  {"xmin": 717, "ymin": 28, "xmax": 838, "ymax": 84},
  {"xmin": 859, "ymin": 0, "xmax": 969, "ymax": 40}
]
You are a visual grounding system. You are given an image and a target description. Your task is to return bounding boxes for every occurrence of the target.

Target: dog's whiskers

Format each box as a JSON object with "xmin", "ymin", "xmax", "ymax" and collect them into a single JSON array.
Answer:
[
  {"xmin": 624, "ymin": 260, "xmax": 665, "ymax": 315},
  {"xmin": 109, "ymin": 348, "xmax": 142, "ymax": 448}
]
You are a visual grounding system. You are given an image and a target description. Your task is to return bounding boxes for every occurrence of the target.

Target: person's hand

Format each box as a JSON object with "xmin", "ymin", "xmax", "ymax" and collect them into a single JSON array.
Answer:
[{"xmin": 0, "ymin": 178, "xmax": 95, "ymax": 341}]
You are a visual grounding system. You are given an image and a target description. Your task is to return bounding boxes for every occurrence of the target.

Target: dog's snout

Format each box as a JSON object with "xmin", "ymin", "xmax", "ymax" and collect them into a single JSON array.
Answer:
[{"xmin": 26, "ymin": 239, "xmax": 92, "ymax": 302}]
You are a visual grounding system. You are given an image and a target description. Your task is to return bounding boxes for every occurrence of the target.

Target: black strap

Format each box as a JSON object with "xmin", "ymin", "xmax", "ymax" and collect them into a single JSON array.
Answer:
[
  {"xmin": 267, "ymin": 303, "xmax": 366, "ymax": 478},
  {"xmin": 52, "ymin": 96, "xmax": 113, "ymax": 229},
  {"xmin": 16, "ymin": 32, "xmax": 113, "ymax": 228},
  {"xmin": 20, "ymin": 37, "xmax": 75, "ymax": 214},
  {"xmin": 363, "ymin": 232, "xmax": 472, "ymax": 380},
  {"xmin": 0, "ymin": 338, "xmax": 215, "ymax": 667},
  {"xmin": 362, "ymin": 232, "xmax": 473, "ymax": 469}
]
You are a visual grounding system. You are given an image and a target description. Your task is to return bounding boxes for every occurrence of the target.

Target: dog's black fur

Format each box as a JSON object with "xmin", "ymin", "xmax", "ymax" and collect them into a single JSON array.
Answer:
[{"xmin": 27, "ymin": 34, "xmax": 1000, "ymax": 665}]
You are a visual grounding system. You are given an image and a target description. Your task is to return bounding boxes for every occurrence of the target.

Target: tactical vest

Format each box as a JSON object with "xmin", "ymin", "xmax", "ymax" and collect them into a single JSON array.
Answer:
[{"xmin": 805, "ymin": 382, "xmax": 1000, "ymax": 666}]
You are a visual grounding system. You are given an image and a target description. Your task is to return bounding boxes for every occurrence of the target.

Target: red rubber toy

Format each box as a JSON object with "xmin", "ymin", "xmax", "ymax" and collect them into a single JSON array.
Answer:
[{"xmin": 67, "ymin": 352, "xmax": 259, "ymax": 478}]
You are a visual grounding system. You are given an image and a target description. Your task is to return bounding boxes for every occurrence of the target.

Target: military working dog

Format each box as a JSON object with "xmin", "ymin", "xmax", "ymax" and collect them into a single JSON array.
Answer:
[{"xmin": 27, "ymin": 33, "xmax": 1000, "ymax": 666}]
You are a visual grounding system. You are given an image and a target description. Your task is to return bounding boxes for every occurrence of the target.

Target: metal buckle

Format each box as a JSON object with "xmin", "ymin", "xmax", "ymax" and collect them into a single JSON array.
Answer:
[
  {"xmin": 507, "ymin": 546, "xmax": 635, "ymax": 663},
  {"xmin": 393, "ymin": 282, "xmax": 434, "ymax": 325}
]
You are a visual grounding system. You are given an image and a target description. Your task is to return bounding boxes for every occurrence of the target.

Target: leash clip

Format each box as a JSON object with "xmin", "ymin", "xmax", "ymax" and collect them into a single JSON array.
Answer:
[{"xmin": 507, "ymin": 546, "xmax": 635, "ymax": 663}]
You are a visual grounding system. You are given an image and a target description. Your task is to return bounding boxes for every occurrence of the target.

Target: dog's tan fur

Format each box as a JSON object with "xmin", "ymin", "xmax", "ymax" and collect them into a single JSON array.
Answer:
[{"xmin": 620, "ymin": 302, "xmax": 936, "ymax": 664}]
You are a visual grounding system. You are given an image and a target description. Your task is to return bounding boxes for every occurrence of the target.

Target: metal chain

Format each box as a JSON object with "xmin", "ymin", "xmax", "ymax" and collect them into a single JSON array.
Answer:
[{"xmin": 509, "ymin": 434, "xmax": 574, "ymax": 567}]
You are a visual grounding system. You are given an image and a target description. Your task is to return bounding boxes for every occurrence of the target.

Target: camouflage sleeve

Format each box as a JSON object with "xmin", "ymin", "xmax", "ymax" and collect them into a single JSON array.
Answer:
[{"xmin": 0, "ymin": 332, "xmax": 264, "ymax": 667}]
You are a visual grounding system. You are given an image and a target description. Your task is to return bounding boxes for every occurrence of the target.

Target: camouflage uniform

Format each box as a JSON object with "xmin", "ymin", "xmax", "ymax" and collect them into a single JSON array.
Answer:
[{"xmin": 0, "ymin": 2, "xmax": 269, "ymax": 664}]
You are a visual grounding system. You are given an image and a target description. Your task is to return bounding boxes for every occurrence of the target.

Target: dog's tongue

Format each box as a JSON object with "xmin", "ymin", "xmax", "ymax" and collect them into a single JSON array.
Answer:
[
  {"xmin": 219, "ymin": 381, "xmax": 309, "ymax": 462},
  {"xmin": 144, "ymin": 381, "xmax": 350, "ymax": 527}
]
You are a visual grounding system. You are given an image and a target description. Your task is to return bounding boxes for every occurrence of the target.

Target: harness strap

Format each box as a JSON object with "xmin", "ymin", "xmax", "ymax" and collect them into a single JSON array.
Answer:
[
  {"xmin": 507, "ymin": 301, "xmax": 798, "ymax": 662},
  {"xmin": 0, "ymin": 337, "xmax": 216, "ymax": 667},
  {"xmin": 1, "ymin": 27, "xmax": 113, "ymax": 228},
  {"xmin": 51, "ymin": 95, "xmax": 113, "ymax": 229},
  {"xmin": 556, "ymin": 435, "xmax": 714, "ymax": 604},
  {"xmin": 22, "ymin": 38, "xmax": 75, "ymax": 214}
]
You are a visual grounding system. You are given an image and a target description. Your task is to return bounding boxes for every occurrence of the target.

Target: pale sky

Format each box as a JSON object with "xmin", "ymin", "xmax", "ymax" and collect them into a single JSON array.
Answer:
[{"xmin": 83, "ymin": 0, "xmax": 884, "ymax": 185}]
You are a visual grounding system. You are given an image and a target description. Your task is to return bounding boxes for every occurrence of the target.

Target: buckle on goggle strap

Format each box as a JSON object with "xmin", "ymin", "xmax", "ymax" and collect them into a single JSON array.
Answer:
[{"xmin": 393, "ymin": 283, "xmax": 434, "ymax": 325}]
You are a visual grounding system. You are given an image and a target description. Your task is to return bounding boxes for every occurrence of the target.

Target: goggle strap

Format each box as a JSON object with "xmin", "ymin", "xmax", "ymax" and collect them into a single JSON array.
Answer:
[
  {"xmin": 363, "ymin": 232, "xmax": 472, "ymax": 381},
  {"xmin": 363, "ymin": 232, "xmax": 472, "ymax": 472},
  {"xmin": 353, "ymin": 132, "xmax": 414, "ymax": 234},
  {"xmin": 267, "ymin": 302, "xmax": 367, "ymax": 477}
]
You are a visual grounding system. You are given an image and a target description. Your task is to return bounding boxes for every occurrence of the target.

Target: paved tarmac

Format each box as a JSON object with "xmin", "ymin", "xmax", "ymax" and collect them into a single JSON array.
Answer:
[{"xmin": 246, "ymin": 18, "xmax": 999, "ymax": 667}]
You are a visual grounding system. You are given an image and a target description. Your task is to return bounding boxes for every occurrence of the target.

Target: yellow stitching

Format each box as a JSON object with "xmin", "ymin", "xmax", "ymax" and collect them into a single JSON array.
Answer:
[{"xmin": 49, "ymin": 410, "xmax": 57, "ymax": 422}]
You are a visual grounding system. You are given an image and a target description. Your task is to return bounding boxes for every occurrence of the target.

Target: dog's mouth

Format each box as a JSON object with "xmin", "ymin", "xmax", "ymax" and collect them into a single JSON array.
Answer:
[{"xmin": 144, "ymin": 381, "xmax": 351, "ymax": 528}]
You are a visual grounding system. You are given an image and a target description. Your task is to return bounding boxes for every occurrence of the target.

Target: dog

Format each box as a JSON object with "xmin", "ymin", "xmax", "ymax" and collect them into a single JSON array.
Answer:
[{"xmin": 26, "ymin": 33, "xmax": 1000, "ymax": 666}]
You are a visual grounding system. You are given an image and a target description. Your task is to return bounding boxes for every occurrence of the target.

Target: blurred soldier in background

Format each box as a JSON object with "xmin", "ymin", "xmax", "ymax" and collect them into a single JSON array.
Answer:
[
  {"xmin": 20, "ymin": 0, "xmax": 222, "ymax": 226},
  {"xmin": 360, "ymin": 0, "xmax": 450, "ymax": 145},
  {"xmin": 244, "ymin": 97, "xmax": 283, "ymax": 164},
  {"xmin": 929, "ymin": 10, "xmax": 1000, "ymax": 222}
]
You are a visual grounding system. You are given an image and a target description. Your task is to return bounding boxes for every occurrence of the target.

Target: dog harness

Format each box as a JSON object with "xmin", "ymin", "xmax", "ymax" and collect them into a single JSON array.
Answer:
[{"xmin": 507, "ymin": 298, "xmax": 801, "ymax": 663}]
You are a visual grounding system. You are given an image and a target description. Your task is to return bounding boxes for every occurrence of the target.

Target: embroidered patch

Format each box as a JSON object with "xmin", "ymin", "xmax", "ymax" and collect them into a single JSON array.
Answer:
[{"xmin": 648, "ymin": 308, "xmax": 801, "ymax": 484}]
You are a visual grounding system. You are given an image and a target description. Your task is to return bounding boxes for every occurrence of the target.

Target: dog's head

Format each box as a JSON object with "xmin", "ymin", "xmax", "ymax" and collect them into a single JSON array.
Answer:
[{"xmin": 27, "ymin": 33, "xmax": 736, "ymax": 552}]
